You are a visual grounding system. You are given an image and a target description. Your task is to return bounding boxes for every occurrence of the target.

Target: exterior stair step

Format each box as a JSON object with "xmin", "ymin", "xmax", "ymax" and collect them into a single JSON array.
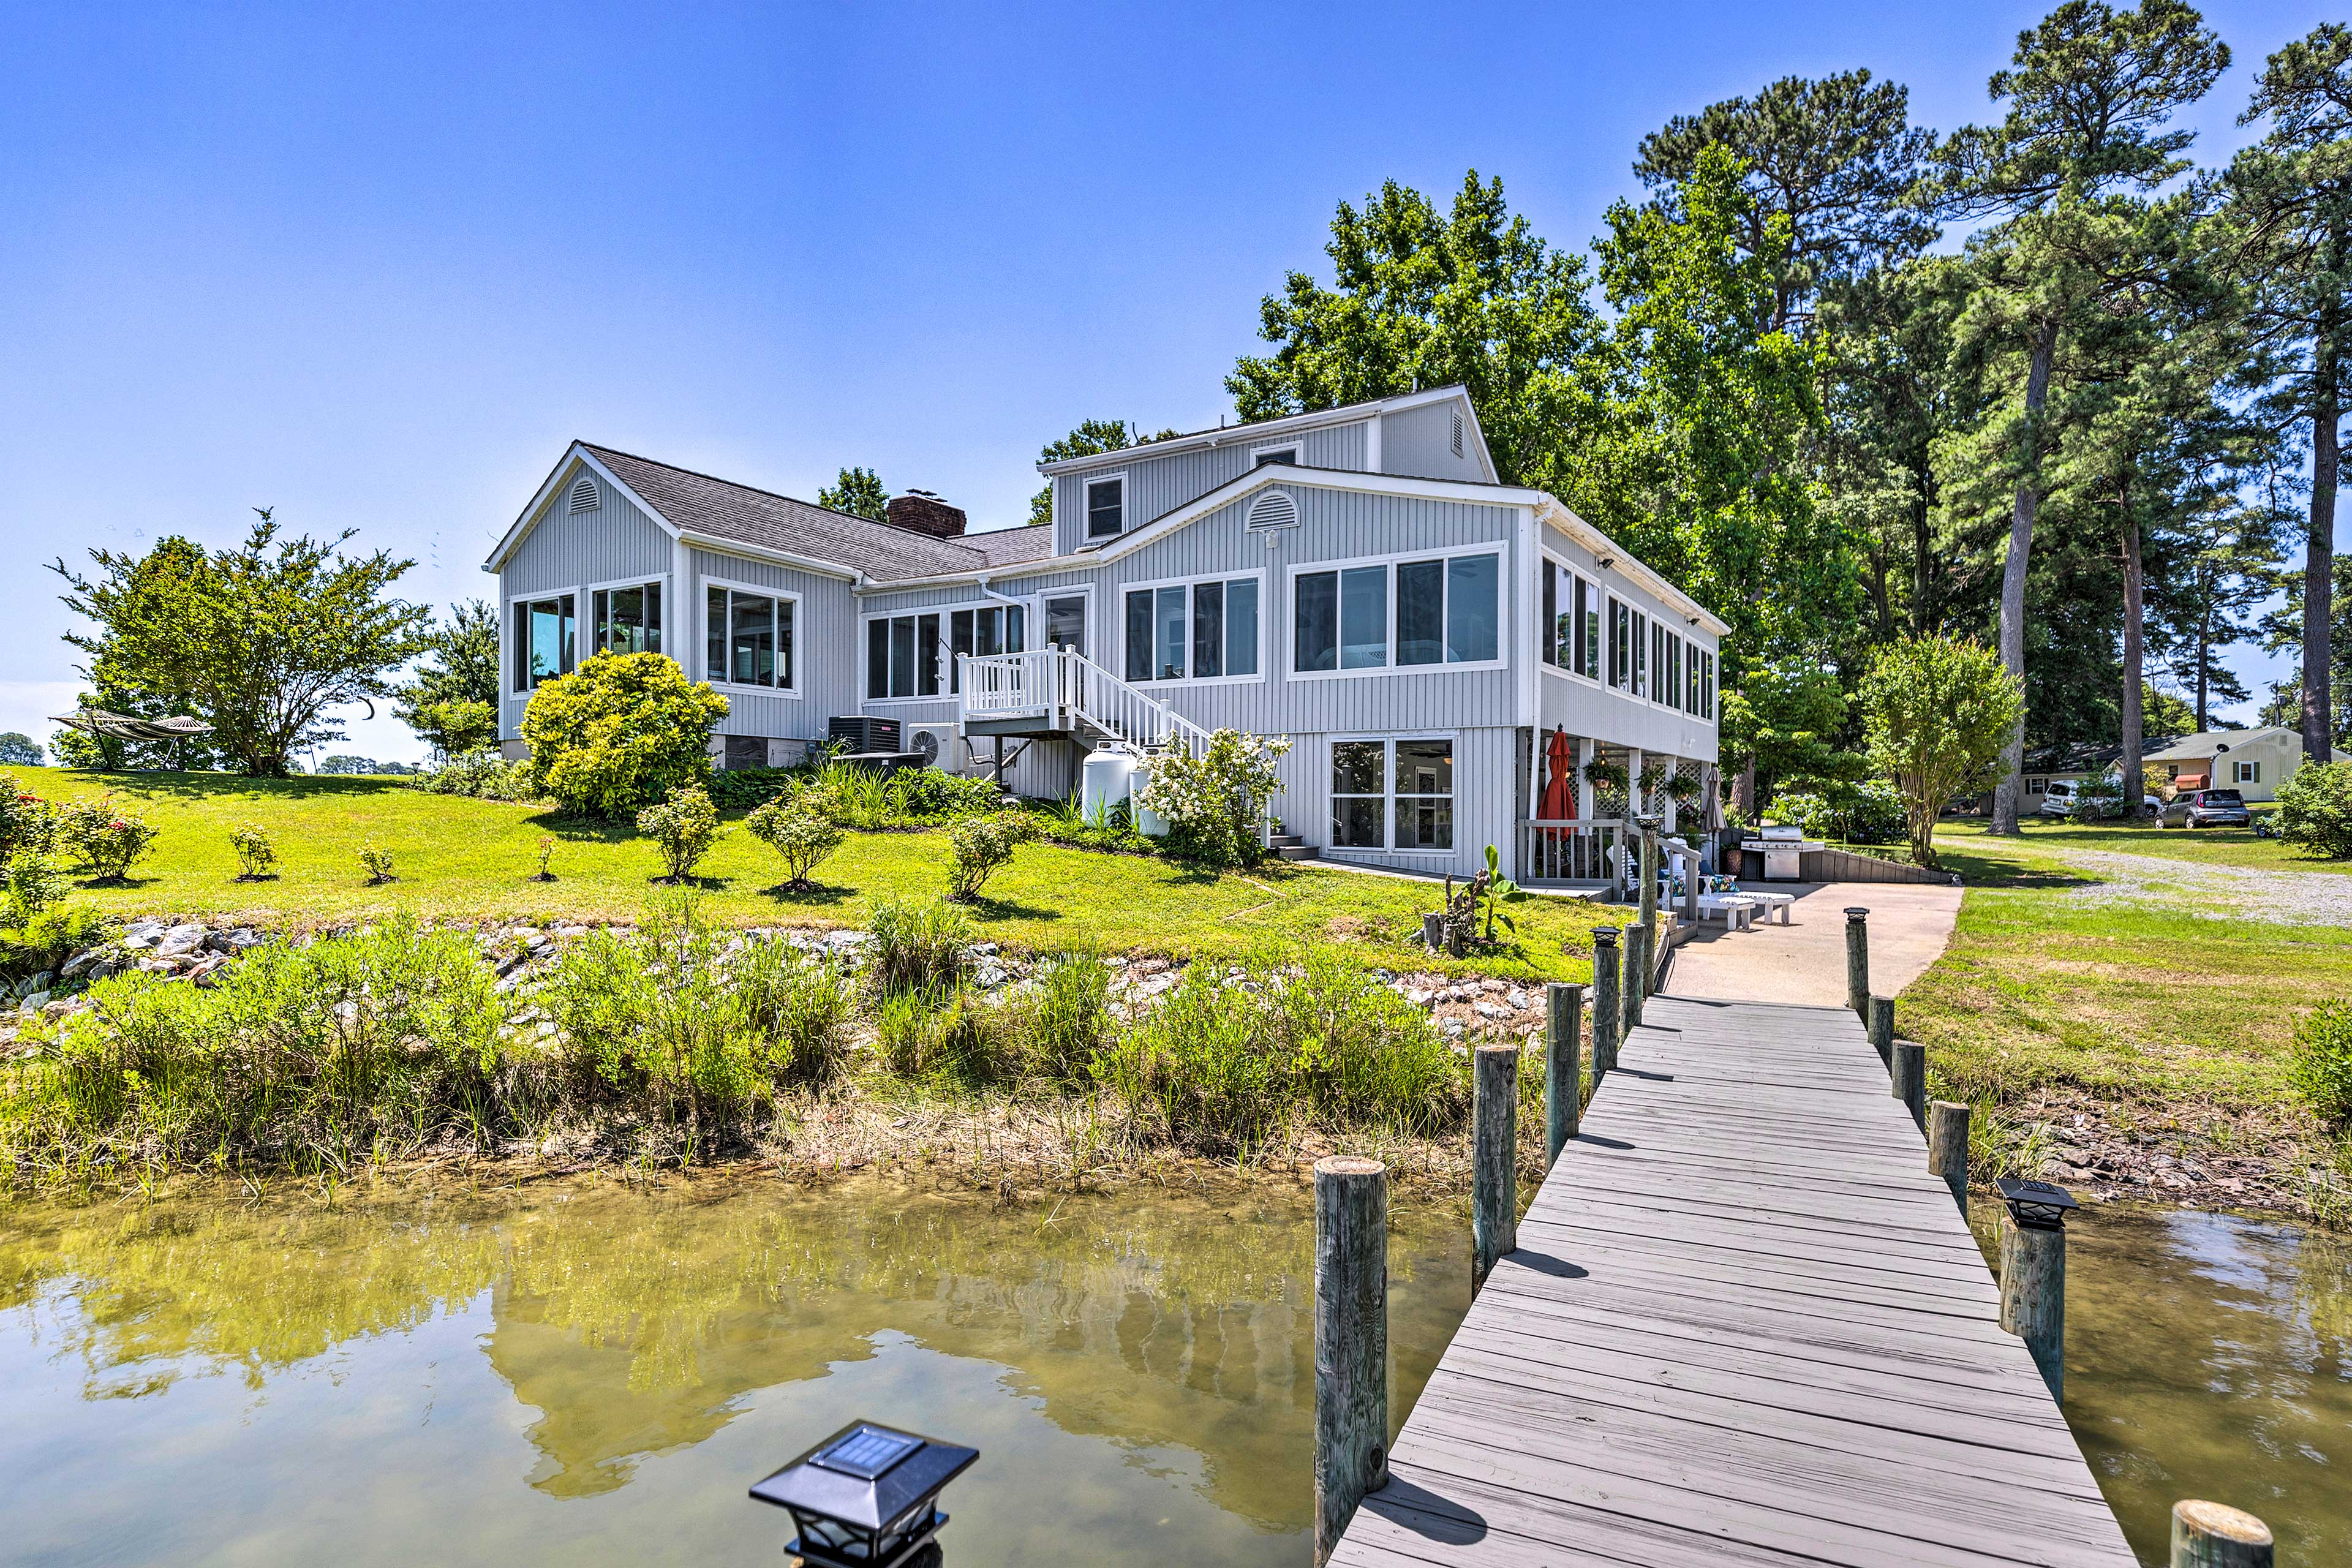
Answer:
[
  {"xmin": 1276, "ymin": 844, "xmax": 1321, "ymax": 862},
  {"xmin": 1268, "ymin": 834, "xmax": 1305, "ymax": 847}
]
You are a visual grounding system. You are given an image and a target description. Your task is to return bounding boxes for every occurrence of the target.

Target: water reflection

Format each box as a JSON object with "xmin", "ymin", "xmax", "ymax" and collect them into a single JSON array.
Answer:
[
  {"xmin": 1975, "ymin": 1200, "xmax": 2352, "ymax": 1566},
  {"xmin": 0, "ymin": 1178, "xmax": 1468, "ymax": 1566}
]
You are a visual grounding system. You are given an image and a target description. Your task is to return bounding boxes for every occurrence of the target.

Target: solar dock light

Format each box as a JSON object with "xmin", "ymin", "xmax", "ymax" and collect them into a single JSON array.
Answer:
[
  {"xmin": 1994, "ymin": 1177, "xmax": 2077, "ymax": 1401},
  {"xmin": 750, "ymin": 1420, "xmax": 978, "ymax": 1568}
]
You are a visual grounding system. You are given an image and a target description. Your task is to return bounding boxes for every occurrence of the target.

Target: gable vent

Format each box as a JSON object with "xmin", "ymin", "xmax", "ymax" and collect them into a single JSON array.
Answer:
[
  {"xmin": 1449, "ymin": 411, "xmax": 1466, "ymax": 458},
  {"xmin": 568, "ymin": 475, "xmax": 599, "ymax": 513},
  {"xmin": 1245, "ymin": 488, "xmax": 1300, "ymax": 532}
]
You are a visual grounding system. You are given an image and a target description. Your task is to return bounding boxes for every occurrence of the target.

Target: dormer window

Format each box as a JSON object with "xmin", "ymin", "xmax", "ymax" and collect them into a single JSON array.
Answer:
[
  {"xmin": 1252, "ymin": 444, "xmax": 1301, "ymax": 467},
  {"xmin": 1085, "ymin": 475, "xmax": 1125, "ymax": 538}
]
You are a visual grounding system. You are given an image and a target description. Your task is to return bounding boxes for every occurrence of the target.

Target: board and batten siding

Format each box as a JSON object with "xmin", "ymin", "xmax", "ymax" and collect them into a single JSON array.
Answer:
[
  {"xmin": 497, "ymin": 462, "xmax": 677, "ymax": 739},
  {"xmin": 687, "ymin": 547, "xmax": 862, "ymax": 741},
  {"xmin": 1532, "ymin": 518, "xmax": 1719, "ymax": 765},
  {"xmin": 1379, "ymin": 400, "xmax": 1488, "ymax": 482},
  {"xmin": 1272, "ymin": 725, "xmax": 1518, "ymax": 878},
  {"xmin": 1048, "ymin": 419, "xmax": 1374, "ymax": 556}
]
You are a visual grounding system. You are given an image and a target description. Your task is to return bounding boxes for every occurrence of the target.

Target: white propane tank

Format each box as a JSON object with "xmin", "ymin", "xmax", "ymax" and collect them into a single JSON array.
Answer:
[
  {"xmin": 1130, "ymin": 756, "xmax": 1170, "ymax": 837},
  {"xmin": 1080, "ymin": 747, "xmax": 1136, "ymax": 827}
]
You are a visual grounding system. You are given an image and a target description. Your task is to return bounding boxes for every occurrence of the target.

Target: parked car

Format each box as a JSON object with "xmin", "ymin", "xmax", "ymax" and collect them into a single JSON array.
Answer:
[
  {"xmin": 2038, "ymin": 780, "xmax": 2163, "ymax": 820},
  {"xmin": 2160, "ymin": 788, "xmax": 2252, "ymax": 829}
]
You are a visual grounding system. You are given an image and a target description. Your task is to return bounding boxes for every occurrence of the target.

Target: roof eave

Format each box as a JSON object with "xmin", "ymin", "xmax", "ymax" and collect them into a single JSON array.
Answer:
[{"xmin": 1033, "ymin": 385, "xmax": 1474, "ymax": 478}]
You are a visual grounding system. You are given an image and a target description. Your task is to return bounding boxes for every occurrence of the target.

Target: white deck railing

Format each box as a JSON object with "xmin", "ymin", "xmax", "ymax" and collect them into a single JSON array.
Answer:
[
  {"xmin": 959, "ymin": 647, "xmax": 1213, "ymax": 755},
  {"xmin": 1516, "ymin": 818, "xmax": 1629, "ymax": 893}
]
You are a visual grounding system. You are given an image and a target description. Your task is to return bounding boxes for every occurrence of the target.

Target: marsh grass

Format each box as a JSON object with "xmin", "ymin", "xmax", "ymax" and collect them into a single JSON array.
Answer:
[{"xmin": 866, "ymin": 897, "xmax": 974, "ymax": 995}]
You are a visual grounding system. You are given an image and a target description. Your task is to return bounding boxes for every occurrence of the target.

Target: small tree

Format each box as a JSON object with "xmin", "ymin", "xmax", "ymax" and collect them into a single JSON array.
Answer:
[
  {"xmin": 522, "ymin": 651, "xmax": 728, "ymax": 817},
  {"xmin": 638, "ymin": 785, "xmax": 720, "ymax": 883},
  {"xmin": 358, "ymin": 844, "xmax": 398, "ymax": 884},
  {"xmin": 946, "ymin": 811, "xmax": 1035, "ymax": 902},
  {"xmin": 394, "ymin": 600, "xmax": 500, "ymax": 756},
  {"xmin": 2275, "ymin": 760, "xmax": 2352, "ymax": 860},
  {"xmin": 405, "ymin": 699, "xmax": 498, "ymax": 760},
  {"xmin": 1136, "ymin": 730, "xmax": 1292, "ymax": 868},
  {"xmin": 230, "ymin": 824, "xmax": 279, "ymax": 880},
  {"xmin": 1861, "ymin": 636, "xmax": 2025, "ymax": 870},
  {"xmin": 747, "ymin": 793, "xmax": 846, "ymax": 892}
]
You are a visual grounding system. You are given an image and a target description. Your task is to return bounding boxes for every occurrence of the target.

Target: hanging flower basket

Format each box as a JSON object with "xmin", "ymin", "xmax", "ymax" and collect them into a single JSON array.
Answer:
[
  {"xmin": 1582, "ymin": 759, "xmax": 1629, "ymax": 793},
  {"xmin": 1664, "ymin": 771, "xmax": 1702, "ymax": 804}
]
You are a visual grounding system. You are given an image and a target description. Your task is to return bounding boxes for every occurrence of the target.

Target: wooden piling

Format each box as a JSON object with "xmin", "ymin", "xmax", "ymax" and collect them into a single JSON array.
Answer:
[
  {"xmin": 2169, "ymin": 1500, "xmax": 2273, "ymax": 1567},
  {"xmin": 1622, "ymin": 921, "xmax": 1651, "ymax": 1034},
  {"xmin": 1420, "ymin": 911, "xmax": 1443, "ymax": 954},
  {"xmin": 1892, "ymin": 1041, "xmax": 1925, "ymax": 1131},
  {"xmin": 1314, "ymin": 1155, "xmax": 1388, "ymax": 1566},
  {"xmin": 1928, "ymin": 1101, "xmax": 1970, "ymax": 1213},
  {"xmin": 1589, "ymin": 929, "xmax": 1620, "ymax": 1079},
  {"xmin": 1868, "ymin": 994, "xmax": 1894, "ymax": 1071},
  {"xmin": 1544, "ymin": 982, "xmax": 1582, "ymax": 1166},
  {"xmin": 1844, "ymin": 907, "xmax": 1871, "ymax": 1021},
  {"xmin": 1999, "ymin": 1210, "xmax": 2066, "ymax": 1402},
  {"xmin": 1472, "ymin": 1042, "xmax": 1520, "ymax": 1294}
]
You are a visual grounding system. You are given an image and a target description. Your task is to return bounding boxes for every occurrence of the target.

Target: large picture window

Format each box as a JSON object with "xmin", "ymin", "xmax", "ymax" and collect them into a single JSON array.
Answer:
[
  {"xmin": 1330, "ymin": 738, "xmax": 1454, "ymax": 852},
  {"xmin": 1122, "ymin": 576, "xmax": 1260, "ymax": 682},
  {"xmin": 865, "ymin": 612, "xmax": 947, "ymax": 699},
  {"xmin": 1294, "ymin": 550, "xmax": 1501, "ymax": 676},
  {"xmin": 591, "ymin": 582, "xmax": 662, "ymax": 655},
  {"xmin": 940, "ymin": 604, "xmax": 1024, "ymax": 695},
  {"xmin": 706, "ymin": 586, "xmax": 794, "ymax": 690},
  {"xmin": 513, "ymin": 594, "xmax": 576, "ymax": 691}
]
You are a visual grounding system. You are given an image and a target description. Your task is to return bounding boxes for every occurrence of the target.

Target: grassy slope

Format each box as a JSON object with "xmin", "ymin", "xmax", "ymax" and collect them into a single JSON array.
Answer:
[
  {"xmin": 3, "ymin": 767, "xmax": 1607, "ymax": 981},
  {"xmin": 1903, "ymin": 822, "xmax": 2352, "ymax": 1112}
]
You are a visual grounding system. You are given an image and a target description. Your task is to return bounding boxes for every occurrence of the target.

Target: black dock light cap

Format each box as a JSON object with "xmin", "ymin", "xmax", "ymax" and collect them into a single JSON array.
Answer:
[
  {"xmin": 1995, "ymin": 1177, "xmax": 2079, "ymax": 1231},
  {"xmin": 750, "ymin": 1420, "xmax": 978, "ymax": 1568}
]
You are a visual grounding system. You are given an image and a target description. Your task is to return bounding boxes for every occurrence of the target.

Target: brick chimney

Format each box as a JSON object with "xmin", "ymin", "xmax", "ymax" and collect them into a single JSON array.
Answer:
[{"xmin": 885, "ymin": 489, "xmax": 967, "ymax": 538}]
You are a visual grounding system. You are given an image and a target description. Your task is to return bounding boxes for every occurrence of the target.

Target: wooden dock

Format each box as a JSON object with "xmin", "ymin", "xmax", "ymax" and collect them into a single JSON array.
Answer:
[{"xmin": 1329, "ymin": 993, "xmax": 2138, "ymax": 1568}]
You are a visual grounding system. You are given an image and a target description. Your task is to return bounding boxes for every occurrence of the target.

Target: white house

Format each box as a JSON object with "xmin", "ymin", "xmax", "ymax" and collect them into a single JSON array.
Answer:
[
  {"xmin": 2141, "ymin": 726, "xmax": 2307, "ymax": 802},
  {"xmin": 484, "ymin": 386, "xmax": 1725, "ymax": 882}
]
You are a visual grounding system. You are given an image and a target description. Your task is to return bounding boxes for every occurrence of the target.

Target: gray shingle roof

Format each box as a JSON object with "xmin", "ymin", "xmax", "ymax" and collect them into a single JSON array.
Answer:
[
  {"xmin": 583, "ymin": 444, "xmax": 995, "ymax": 581},
  {"xmin": 962, "ymin": 524, "xmax": 1054, "ymax": 568}
]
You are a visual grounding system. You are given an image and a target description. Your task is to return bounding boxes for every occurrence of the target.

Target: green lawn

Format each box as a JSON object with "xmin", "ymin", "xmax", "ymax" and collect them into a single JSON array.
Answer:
[
  {"xmin": 1902, "ymin": 824, "xmax": 2352, "ymax": 1115},
  {"xmin": 3, "ymin": 767, "xmax": 1607, "ymax": 981}
]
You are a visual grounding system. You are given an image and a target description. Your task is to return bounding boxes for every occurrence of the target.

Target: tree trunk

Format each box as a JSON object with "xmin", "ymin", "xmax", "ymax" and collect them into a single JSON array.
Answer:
[
  {"xmin": 2120, "ymin": 473, "xmax": 2146, "ymax": 824},
  {"xmin": 1736, "ymin": 758, "xmax": 1757, "ymax": 820},
  {"xmin": 2196, "ymin": 602, "xmax": 2212, "ymax": 733},
  {"xmin": 2308, "ymin": 314, "xmax": 2339, "ymax": 764},
  {"xmin": 1992, "ymin": 317, "xmax": 2060, "ymax": 836}
]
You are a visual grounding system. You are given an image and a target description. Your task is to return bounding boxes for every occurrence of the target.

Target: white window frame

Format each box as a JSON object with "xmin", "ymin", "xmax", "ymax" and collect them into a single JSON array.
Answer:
[
  {"xmin": 1248, "ymin": 441, "xmax": 1304, "ymax": 469},
  {"xmin": 1327, "ymin": 731, "xmax": 1460, "ymax": 857},
  {"xmin": 2026, "ymin": 777, "xmax": 2048, "ymax": 796},
  {"xmin": 1115, "ymin": 568, "xmax": 1270, "ymax": 687},
  {"xmin": 584, "ymin": 572, "xmax": 671, "ymax": 660},
  {"xmin": 1039, "ymin": 585, "xmax": 1094, "ymax": 656},
  {"xmin": 507, "ymin": 585, "xmax": 582, "ymax": 696},
  {"xmin": 865, "ymin": 597, "xmax": 1027, "ymax": 703},
  {"xmin": 1285, "ymin": 545, "xmax": 1510, "ymax": 682},
  {"xmin": 1083, "ymin": 472, "xmax": 1129, "ymax": 540},
  {"xmin": 1537, "ymin": 551, "xmax": 1604, "ymax": 687},
  {"xmin": 703, "ymin": 576, "xmax": 804, "ymax": 699},
  {"xmin": 2234, "ymin": 759, "xmax": 2261, "ymax": 784}
]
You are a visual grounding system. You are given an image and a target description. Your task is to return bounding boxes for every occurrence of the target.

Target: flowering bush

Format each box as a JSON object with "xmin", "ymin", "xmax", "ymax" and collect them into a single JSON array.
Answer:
[
  {"xmin": 1136, "ymin": 730, "xmax": 1292, "ymax": 869},
  {"xmin": 1, "ymin": 789, "xmax": 58, "ymax": 865},
  {"xmin": 946, "ymin": 810, "xmax": 1035, "ymax": 901},
  {"xmin": 637, "ymin": 785, "xmax": 720, "ymax": 882},
  {"xmin": 58, "ymin": 795, "xmax": 158, "ymax": 880},
  {"xmin": 747, "ymin": 793, "xmax": 845, "ymax": 891}
]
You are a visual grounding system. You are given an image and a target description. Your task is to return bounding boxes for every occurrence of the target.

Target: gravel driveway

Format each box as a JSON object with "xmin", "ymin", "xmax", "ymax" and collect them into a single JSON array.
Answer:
[{"xmin": 2046, "ymin": 848, "xmax": 2352, "ymax": 926}]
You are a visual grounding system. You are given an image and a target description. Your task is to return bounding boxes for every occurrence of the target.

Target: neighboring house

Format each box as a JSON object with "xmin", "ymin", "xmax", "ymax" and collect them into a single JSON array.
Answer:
[
  {"xmin": 484, "ymin": 386, "xmax": 1725, "ymax": 880},
  {"xmin": 2141, "ymin": 726, "xmax": 2307, "ymax": 802},
  {"xmin": 2019, "ymin": 739, "xmax": 2178, "ymax": 803}
]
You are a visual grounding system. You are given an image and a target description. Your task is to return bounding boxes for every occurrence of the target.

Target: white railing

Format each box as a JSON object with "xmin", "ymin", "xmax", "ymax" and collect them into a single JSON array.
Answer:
[
  {"xmin": 1516, "ymin": 818, "xmax": 1628, "ymax": 892},
  {"xmin": 959, "ymin": 647, "xmax": 1213, "ymax": 755}
]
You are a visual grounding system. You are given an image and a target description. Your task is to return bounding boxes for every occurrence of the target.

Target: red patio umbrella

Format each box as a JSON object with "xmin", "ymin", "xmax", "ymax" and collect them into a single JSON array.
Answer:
[{"xmin": 1539, "ymin": 728, "xmax": 1577, "ymax": 822}]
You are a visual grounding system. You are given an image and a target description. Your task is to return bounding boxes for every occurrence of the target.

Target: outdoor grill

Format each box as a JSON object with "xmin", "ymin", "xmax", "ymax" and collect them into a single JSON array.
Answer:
[{"xmin": 1738, "ymin": 824, "xmax": 1822, "ymax": 881}]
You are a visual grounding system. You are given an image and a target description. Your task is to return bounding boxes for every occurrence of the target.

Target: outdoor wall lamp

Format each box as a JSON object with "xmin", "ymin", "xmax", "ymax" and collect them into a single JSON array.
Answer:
[
  {"xmin": 750, "ymin": 1420, "xmax": 979, "ymax": 1568},
  {"xmin": 1995, "ymin": 1176, "xmax": 2078, "ymax": 1231},
  {"xmin": 1597, "ymin": 556, "xmax": 1615, "ymax": 569}
]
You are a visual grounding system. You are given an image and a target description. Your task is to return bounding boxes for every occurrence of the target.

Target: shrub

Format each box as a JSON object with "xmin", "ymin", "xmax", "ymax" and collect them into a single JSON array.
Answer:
[
  {"xmin": 946, "ymin": 811, "xmax": 1035, "ymax": 902},
  {"xmin": 532, "ymin": 835, "xmax": 556, "ymax": 881},
  {"xmin": 58, "ymin": 795, "xmax": 158, "ymax": 881},
  {"xmin": 637, "ymin": 785, "xmax": 720, "ymax": 882},
  {"xmin": 546, "ymin": 900, "xmax": 851, "ymax": 1120},
  {"xmin": 747, "ymin": 794, "xmax": 846, "ymax": 891},
  {"xmin": 2277, "ymin": 760, "xmax": 2352, "ymax": 861},
  {"xmin": 1137, "ymin": 730, "xmax": 1292, "ymax": 869},
  {"xmin": 6, "ymin": 850, "xmax": 69, "ymax": 927},
  {"xmin": 2291, "ymin": 1001, "xmax": 2352, "ymax": 1128},
  {"xmin": 358, "ymin": 844, "xmax": 397, "ymax": 884},
  {"xmin": 1, "ymin": 788, "xmax": 57, "ymax": 865},
  {"xmin": 1093, "ymin": 950, "xmax": 1465, "ymax": 1153},
  {"xmin": 230, "ymin": 824, "xmax": 279, "ymax": 880},
  {"xmin": 866, "ymin": 897, "xmax": 973, "ymax": 994},
  {"xmin": 521, "ymin": 650, "xmax": 728, "ymax": 816},
  {"xmin": 417, "ymin": 750, "xmax": 538, "ymax": 802},
  {"xmin": 706, "ymin": 766, "xmax": 806, "ymax": 812},
  {"xmin": 1768, "ymin": 780, "xmax": 1905, "ymax": 846}
]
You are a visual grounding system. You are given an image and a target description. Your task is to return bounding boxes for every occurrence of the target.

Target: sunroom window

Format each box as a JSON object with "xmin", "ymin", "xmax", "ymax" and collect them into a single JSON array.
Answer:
[
  {"xmin": 1331, "ymin": 738, "xmax": 1453, "ymax": 851},
  {"xmin": 706, "ymin": 586, "xmax": 793, "ymax": 689},
  {"xmin": 943, "ymin": 605, "xmax": 1024, "ymax": 695},
  {"xmin": 514, "ymin": 594, "xmax": 575, "ymax": 690},
  {"xmin": 1122, "ymin": 578, "xmax": 1259, "ymax": 682},
  {"xmin": 592, "ymin": 582, "xmax": 662, "ymax": 655},
  {"xmin": 1294, "ymin": 551, "xmax": 1498, "ymax": 674}
]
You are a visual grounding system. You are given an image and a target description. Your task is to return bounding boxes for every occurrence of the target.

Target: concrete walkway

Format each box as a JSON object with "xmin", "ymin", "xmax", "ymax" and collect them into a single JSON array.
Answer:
[{"xmin": 1664, "ymin": 881, "xmax": 1962, "ymax": 1008}]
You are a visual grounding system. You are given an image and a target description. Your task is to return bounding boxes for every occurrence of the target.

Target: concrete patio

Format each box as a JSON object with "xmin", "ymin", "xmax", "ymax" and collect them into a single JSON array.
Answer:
[{"xmin": 1662, "ymin": 880, "xmax": 1963, "ymax": 1008}]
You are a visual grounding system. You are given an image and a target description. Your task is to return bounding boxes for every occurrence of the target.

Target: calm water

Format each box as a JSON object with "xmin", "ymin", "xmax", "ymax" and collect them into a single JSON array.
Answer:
[{"xmin": 1, "ymin": 1181, "xmax": 2346, "ymax": 1566}]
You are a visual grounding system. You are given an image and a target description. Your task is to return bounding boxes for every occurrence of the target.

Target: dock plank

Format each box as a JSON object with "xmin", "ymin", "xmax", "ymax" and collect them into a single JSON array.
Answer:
[{"xmin": 1327, "ymin": 992, "xmax": 2135, "ymax": 1568}]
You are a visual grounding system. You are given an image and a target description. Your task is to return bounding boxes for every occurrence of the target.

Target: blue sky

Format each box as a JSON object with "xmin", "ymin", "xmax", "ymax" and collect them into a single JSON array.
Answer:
[{"xmin": 0, "ymin": 0, "xmax": 2334, "ymax": 763}]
